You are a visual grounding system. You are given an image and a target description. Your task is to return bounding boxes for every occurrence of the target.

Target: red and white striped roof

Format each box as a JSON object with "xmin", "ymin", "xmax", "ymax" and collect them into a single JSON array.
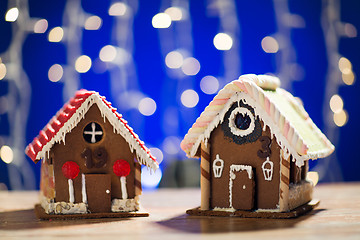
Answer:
[{"xmin": 25, "ymin": 89, "xmax": 158, "ymax": 171}]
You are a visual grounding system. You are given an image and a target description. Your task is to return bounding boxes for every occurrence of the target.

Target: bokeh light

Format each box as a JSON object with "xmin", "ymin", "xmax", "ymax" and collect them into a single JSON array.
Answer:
[
  {"xmin": 109, "ymin": 2, "xmax": 127, "ymax": 16},
  {"xmin": 165, "ymin": 51, "xmax": 183, "ymax": 69},
  {"xmin": 181, "ymin": 57, "xmax": 200, "ymax": 76},
  {"xmin": 152, "ymin": 13, "xmax": 171, "ymax": 29},
  {"xmin": 338, "ymin": 57, "xmax": 352, "ymax": 74},
  {"xmin": 149, "ymin": 147, "xmax": 164, "ymax": 163},
  {"xmin": 213, "ymin": 33, "xmax": 233, "ymax": 50},
  {"xmin": 333, "ymin": 109, "xmax": 348, "ymax": 127},
  {"xmin": 34, "ymin": 19, "xmax": 48, "ymax": 33},
  {"xmin": 138, "ymin": 97, "xmax": 157, "ymax": 116},
  {"xmin": 307, "ymin": 171, "xmax": 319, "ymax": 186},
  {"xmin": 141, "ymin": 165, "xmax": 162, "ymax": 189},
  {"xmin": 0, "ymin": 63, "xmax": 7, "ymax": 80},
  {"xmin": 99, "ymin": 45, "xmax": 117, "ymax": 62},
  {"xmin": 0, "ymin": 145, "xmax": 13, "ymax": 164},
  {"xmin": 48, "ymin": 64, "xmax": 63, "ymax": 82},
  {"xmin": 84, "ymin": 16, "xmax": 102, "ymax": 30},
  {"xmin": 181, "ymin": 89, "xmax": 199, "ymax": 108},
  {"xmin": 162, "ymin": 136, "xmax": 181, "ymax": 155},
  {"xmin": 261, "ymin": 36, "xmax": 279, "ymax": 53},
  {"xmin": 48, "ymin": 27, "xmax": 64, "ymax": 42},
  {"xmin": 75, "ymin": 55, "xmax": 92, "ymax": 73},
  {"xmin": 5, "ymin": 8, "xmax": 19, "ymax": 22},
  {"xmin": 329, "ymin": 94, "xmax": 343, "ymax": 113},
  {"xmin": 200, "ymin": 75, "xmax": 219, "ymax": 94},
  {"xmin": 164, "ymin": 7, "xmax": 183, "ymax": 21},
  {"xmin": 342, "ymin": 72, "xmax": 355, "ymax": 85},
  {"xmin": 344, "ymin": 23, "xmax": 357, "ymax": 38}
]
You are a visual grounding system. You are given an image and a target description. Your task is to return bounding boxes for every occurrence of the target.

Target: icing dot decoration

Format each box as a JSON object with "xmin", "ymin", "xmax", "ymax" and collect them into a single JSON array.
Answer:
[
  {"xmin": 113, "ymin": 159, "xmax": 131, "ymax": 177},
  {"xmin": 62, "ymin": 161, "xmax": 80, "ymax": 179}
]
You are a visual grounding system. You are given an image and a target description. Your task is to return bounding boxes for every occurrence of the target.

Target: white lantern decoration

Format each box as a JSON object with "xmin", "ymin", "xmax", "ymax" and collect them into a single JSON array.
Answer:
[
  {"xmin": 262, "ymin": 157, "xmax": 274, "ymax": 181},
  {"xmin": 213, "ymin": 154, "xmax": 224, "ymax": 178}
]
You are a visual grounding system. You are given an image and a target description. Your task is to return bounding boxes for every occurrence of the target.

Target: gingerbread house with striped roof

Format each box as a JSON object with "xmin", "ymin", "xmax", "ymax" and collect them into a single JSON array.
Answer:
[
  {"xmin": 26, "ymin": 90, "xmax": 158, "ymax": 219},
  {"xmin": 182, "ymin": 74, "xmax": 334, "ymax": 218}
]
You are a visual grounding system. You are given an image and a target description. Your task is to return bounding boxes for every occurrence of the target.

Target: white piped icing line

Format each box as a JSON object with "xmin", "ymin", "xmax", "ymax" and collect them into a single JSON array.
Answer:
[
  {"xmin": 81, "ymin": 173, "xmax": 87, "ymax": 204},
  {"xmin": 229, "ymin": 164, "xmax": 252, "ymax": 208},
  {"xmin": 25, "ymin": 90, "xmax": 158, "ymax": 171},
  {"xmin": 68, "ymin": 179, "xmax": 74, "ymax": 203},
  {"xmin": 212, "ymin": 154, "xmax": 224, "ymax": 178},
  {"xmin": 180, "ymin": 74, "xmax": 334, "ymax": 167}
]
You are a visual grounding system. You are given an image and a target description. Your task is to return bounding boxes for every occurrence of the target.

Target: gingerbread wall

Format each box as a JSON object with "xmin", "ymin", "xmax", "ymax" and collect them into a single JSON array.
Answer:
[
  {"xmin": 46, "ymin": 104, "xmax": 137, "ymax": 206},
  {"xmin": 209, "ymin": 121, "xmax": 281, "ymax": 210}
]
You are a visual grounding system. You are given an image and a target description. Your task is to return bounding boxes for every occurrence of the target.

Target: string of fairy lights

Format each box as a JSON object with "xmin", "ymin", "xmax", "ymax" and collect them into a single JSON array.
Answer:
[{"xmin": 0, "ymin": 0, "xmax": 357, "ymax": 189}]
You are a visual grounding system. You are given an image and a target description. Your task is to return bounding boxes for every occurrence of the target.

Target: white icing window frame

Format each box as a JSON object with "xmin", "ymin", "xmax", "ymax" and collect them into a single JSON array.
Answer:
[
  {"xmin": 83, "ymin": 121, "xmax": 105, "ymax": 144},
  {"xmin": 228, "ymin": 106, "xmax": 255, "ymax": 137}
]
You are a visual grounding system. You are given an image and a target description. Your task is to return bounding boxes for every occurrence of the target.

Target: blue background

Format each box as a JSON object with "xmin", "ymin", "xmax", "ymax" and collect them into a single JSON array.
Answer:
[{"xmin": 0, "ymin": 0, "xmax": 359, "ymax": 190}]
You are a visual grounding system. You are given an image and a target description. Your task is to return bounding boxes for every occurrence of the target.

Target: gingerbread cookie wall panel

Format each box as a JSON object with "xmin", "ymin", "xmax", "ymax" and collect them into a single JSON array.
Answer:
[
  {"xmin": 210, "ymin": 122, "xmax": 281, "ymax": 210},
  {"xmin": 52, "ymin": 104, "xmax": 136, "ymax": 204}
]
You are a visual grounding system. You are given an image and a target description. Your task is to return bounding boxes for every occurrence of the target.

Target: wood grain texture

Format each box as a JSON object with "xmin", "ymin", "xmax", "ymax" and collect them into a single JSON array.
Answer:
[{"xmin": 0, "ymin": 183, "xmax": 360, "ymax": 239}]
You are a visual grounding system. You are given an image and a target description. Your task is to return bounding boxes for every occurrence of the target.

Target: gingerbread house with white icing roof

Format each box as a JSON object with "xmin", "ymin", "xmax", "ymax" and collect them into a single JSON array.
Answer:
[
  {"xmin": 26, "ymin": 89, "xmax": 158, "ymax": 219},
  {"xmin": 181, "ymin": 74, "xmax": 334, "ymax": 217}
]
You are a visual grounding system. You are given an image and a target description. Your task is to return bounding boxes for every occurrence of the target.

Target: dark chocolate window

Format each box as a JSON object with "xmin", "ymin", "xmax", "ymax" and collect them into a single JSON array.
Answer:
[
  {"xmin": 83, "ymin": 122, "xmax": 103, "ymax": 143},
  {"xmin": 221, "ymin": 100, "xmax": 261, "ymax": 145}
]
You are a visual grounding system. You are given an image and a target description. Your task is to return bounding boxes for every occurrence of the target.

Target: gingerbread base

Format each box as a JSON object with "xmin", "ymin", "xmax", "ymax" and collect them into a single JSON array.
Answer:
[
  {"xmin": 186, "ymin": 199, "xmax": 319, "ymax": 219},
  {"xmin": 34, "ymin": 204, "xmax": 149, "ymax": 220}
]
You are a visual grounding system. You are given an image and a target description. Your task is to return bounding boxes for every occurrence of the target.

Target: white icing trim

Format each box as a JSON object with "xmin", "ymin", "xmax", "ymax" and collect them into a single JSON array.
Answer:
[
  {"xmin": 213, "ymin": 207, "xmax": 236, "ymax": 212},
  {"xmin": 261, "ymin": 157, "xmax": 274, "ymax": 181},
  {"xmin": 212, "ymin": 154, "xmax": 224, "ymax": 178},
  {"xmin": 120, "ymin": 176, "xmax": 128, "ymax": 199},
  {"xmin": 68, "ymin": 179, "xmax": 74, "ymax": 203},
  {"xmin": 111, "ymin": 198, "xmax": 139, "ymax": 212},
  {"xmin": 256, "ymin": 208, "xmax": 281, "ymax": 213},
  {"xmin": 35, "ymin": 94, "xmax": 158, "ymax": 171},
  {"xmin": 189, "ymin": 92, "xmax": 310, "ymax": 167},
  {"xmin": 229, "ymin": 164, "xmax": 253, "ymax": 208},
  {"xmin": 228, "ymin": 106, "xmax": 255, "ymax": 137},
  {"xmin": 81, "ymin": 173, "xmax": 87, "ymax": 203}
]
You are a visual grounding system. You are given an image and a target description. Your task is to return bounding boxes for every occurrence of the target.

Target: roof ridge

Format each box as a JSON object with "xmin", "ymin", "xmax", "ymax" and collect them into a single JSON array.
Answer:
[
  {"xmin": 25, "ymin": 89, "xmax": 158, "ymax": 170},
  {"xmin": 180, "ymin": 74, "xmax": 334, "ymax": 167}
]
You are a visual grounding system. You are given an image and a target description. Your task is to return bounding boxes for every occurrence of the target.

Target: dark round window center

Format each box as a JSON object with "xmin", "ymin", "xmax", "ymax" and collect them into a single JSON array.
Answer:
[
  {"xmin": 83, "ymin": 122, "xmax": 103, "ymax": 143},
  {"xmin": 235, "ymin": 113, "xmax": 251, "ymax": 130}
]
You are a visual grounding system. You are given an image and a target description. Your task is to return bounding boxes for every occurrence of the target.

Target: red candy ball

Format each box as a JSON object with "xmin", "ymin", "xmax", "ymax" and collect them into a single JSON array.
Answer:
[
  {"xmin": 62, "ymin": 161, "xmax": 80, "ymax": 180},
  {"xmin": 113, "ymin": 159, "xmax": 130, "ymax": 177}
]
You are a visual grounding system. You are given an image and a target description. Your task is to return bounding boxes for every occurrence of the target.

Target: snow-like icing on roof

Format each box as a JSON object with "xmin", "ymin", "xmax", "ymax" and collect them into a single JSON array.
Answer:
[
  {"xmin": 180, "ymin": 74, "xmax": 334, "ymax": 166},
  {"xmin": 25, "ymin": 89, "xmax": 158, "ymax": 171}
]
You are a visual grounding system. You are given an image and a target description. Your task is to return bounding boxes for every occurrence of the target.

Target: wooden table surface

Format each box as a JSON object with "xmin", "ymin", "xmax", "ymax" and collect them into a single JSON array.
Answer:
[{"xmin": 0, "ymin": 183, "xmax": 359, "ymax": 239}]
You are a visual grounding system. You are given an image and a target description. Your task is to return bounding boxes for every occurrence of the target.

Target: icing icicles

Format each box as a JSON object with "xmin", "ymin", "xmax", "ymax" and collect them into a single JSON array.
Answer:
[
  {"xmin": 25, "ymin": 90, "xmax": 158, "ymax": 171},
  {"xmin": 180, "ymin": 74, "xmax": 334, "ymax": 167}
]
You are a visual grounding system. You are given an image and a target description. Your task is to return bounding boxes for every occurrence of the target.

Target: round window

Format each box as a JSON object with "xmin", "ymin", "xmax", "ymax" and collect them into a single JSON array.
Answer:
[
  {"xmin": 83, "ymin": 122, "xmax": 103, "ymax": 143},
  {"xmin": 228, "ymin": 107, "xmax": 255, "ymax": 137},
  {"xmin": 221, "ymin": 100, "xmax": 261, "ymax": 145}
]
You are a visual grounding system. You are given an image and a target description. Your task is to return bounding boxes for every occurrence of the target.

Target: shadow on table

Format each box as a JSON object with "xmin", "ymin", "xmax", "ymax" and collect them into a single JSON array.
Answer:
[
  {"xmin": 157, "ymin": 209, "xmax": 325, "ymax": 233},
  {"xmin": 0, "ymin": 209, "xmax": 131, "ymax": 230}
]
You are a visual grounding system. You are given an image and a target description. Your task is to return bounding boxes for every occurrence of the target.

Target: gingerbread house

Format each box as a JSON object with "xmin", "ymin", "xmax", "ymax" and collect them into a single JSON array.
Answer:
[
  {"xmin": 26, "ymin": 90, "xmax": 158, "ymax": 219},
  {"xmin": 181, "ymin": 74, "xmax": 334, "ymax": 218}
]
